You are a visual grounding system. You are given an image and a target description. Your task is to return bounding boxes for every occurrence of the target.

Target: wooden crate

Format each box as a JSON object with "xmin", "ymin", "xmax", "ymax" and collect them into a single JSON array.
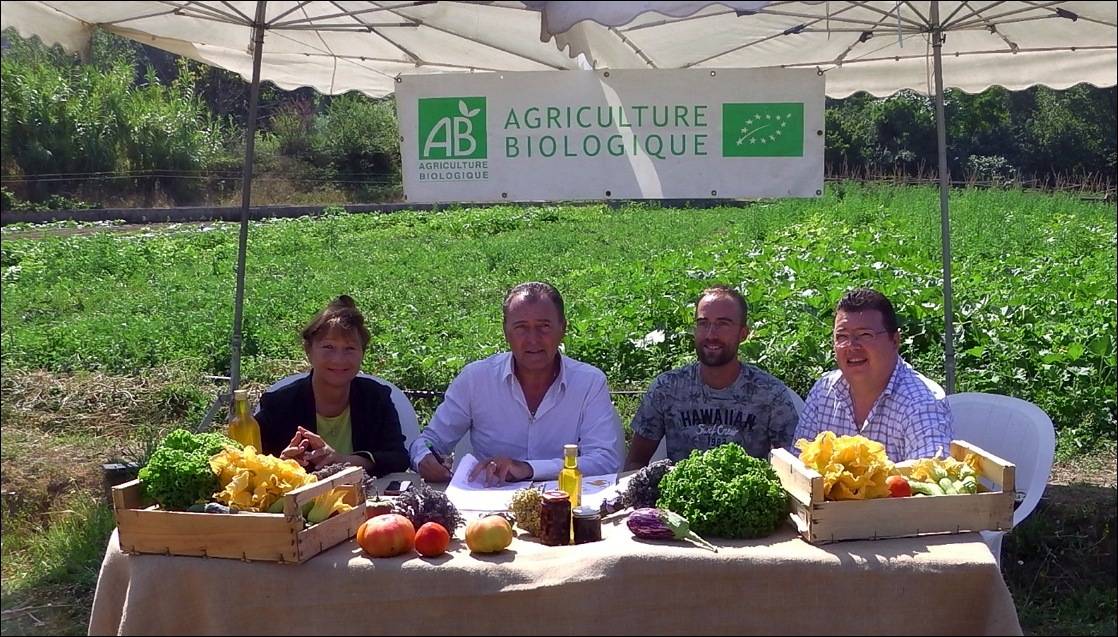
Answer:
[
  {"xmin": 770, "ymin": 440, "xmax": 1015, "ymax": 544},
  {"xmin": 112, "ymin": 466, "xmax": 367, "ymax": 563}
]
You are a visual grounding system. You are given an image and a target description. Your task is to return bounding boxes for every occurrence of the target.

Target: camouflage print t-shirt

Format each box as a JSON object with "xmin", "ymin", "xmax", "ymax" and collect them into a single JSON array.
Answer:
[{"xmin": 631, "ymin": 362, "xmax": 799, "ymax": 461}]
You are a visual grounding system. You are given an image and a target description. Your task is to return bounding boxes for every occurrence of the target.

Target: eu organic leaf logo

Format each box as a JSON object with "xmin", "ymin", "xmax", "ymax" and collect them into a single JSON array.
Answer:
[{"xmin": 721, "ymin": 103, "xmax": 804, "ymax": 157}]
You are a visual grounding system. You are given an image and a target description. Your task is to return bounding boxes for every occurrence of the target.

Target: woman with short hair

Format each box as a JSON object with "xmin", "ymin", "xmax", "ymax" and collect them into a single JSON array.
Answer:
[{"xmin": 255, "ymin": 295, "xmax": 409, "ymax": 476}]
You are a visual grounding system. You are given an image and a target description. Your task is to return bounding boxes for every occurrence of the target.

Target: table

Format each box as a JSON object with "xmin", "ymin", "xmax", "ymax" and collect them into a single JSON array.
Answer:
[{"xmin": 89, "ymin": 474, "xmax": 1022, "ymax": 636}]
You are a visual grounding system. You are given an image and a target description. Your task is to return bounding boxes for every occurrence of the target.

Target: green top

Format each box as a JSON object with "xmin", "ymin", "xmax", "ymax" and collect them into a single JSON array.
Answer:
[{"xmin": 315, "ymin": 407, "xmax": 353, "ymax": 456}]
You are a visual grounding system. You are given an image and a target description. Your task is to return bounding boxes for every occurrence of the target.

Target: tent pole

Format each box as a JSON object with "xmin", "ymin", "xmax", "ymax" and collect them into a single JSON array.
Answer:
[
  {"xmin": 930, "ymin": 1, "xmax": 956, "ymax": 394},
  {"xmin": 229, "ymin": 0, "xmax": 268, "ymax": 395}
]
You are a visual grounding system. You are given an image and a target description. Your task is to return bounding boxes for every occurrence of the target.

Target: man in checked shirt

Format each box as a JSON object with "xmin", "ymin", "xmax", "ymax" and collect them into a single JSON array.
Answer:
[{"xmin": 793, "ymin": 288, "xmax": 954, "ymax": 462}]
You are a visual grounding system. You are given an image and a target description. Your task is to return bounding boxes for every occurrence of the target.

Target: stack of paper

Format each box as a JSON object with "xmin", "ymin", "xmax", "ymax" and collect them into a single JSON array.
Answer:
[
  {"xmin": 443, "ymin": 454, "xmax": 526, "ymax": 512},
  {"xmin": 442, "ymin": 453, "xmax": 619, "ymax": 512}
]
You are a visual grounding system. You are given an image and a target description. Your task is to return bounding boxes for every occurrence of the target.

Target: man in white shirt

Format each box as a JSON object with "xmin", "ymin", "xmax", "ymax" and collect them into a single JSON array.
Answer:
[{"xmin": 411, "ymin": 282, "xmax": 623, "ymax": 484}]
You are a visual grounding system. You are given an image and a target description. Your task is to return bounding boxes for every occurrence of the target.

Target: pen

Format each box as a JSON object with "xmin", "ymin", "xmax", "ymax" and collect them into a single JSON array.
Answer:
[{"xmin": 426, "ymin": 441, "xmax": 445, "ymax": 465}]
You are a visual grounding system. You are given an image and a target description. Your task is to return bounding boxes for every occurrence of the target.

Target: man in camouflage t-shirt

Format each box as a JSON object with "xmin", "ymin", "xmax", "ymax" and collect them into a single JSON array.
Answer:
[{"xmin": 624, "ymin": 286, "xmax": 799, "ymax": 470}]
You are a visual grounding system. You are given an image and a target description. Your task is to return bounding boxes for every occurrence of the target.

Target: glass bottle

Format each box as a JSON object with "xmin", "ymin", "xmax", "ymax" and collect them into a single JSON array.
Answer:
[
  {"xmin": 227, "ymin": 389, "xmax": 262, "ymax": 451},
  {"xmin": 558, "ymin": 443, "xmax": 582, "ymax": 508}
]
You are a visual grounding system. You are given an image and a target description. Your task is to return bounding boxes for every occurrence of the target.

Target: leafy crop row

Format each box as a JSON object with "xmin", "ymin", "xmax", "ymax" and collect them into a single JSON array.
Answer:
[{"xmin": 2, "ymin": 184, "xmax": 1114, "ymax": 454}]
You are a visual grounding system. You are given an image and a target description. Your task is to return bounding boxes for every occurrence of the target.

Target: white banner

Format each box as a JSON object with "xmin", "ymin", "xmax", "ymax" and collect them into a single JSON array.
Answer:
[{"xmin": 397, "ymin": 69, "xmax": 823, "ymax": 203}]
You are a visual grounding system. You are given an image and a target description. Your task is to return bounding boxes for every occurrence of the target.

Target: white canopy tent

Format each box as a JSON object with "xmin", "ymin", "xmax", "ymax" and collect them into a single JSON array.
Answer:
[
  {"xmin": 524, "ymin": 1, "xmax": 1117, "ymax": 97},
  {"xmin": 1, "ymin": 2, "xmax": 581, "ymax": 95},
  {"xmin": 3, "ymin": 1, "xmax": 1115, "ymax": 394}
]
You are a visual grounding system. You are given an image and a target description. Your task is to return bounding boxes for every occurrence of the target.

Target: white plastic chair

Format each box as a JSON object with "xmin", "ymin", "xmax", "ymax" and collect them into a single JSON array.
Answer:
[
  {"xmin": 946, "ymin": 392, "xmax": 1056, "ymax": 566},
  {"xmin": 364, "ymin": 374, "xmax": 420, "ymax": 450},
  {"xmin": 648, "ymin": 386, "xmax": 805, "ymax": 462}
]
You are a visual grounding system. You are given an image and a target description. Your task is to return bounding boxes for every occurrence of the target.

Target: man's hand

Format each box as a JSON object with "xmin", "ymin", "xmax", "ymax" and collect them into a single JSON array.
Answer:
[
  {"xmin": 417, "ymin": 453, "xmax": 453, "ymax": 482},
  {"xmin": 468, "ymin": 457, "xmax": 533, "ymax": 486}
]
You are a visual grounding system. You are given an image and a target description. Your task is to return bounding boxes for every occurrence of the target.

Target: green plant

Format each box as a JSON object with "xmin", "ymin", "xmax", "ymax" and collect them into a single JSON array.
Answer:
[
  {"xmin": 152, "ymin": 382, "xmax": 209, "ymax": 422},
  {"xmin": 1, "ymin": 185, "xmax": 1114, "ymax": 453},
  {"xmin": 1, "ymin": 496, "xmax": 117, "ymax": 636},
  {"xmin": 270, "ymin": 96, "xmax": 316, "ymax": 157},
  {"xmin": 109, "ymin": 423, "xmax": 162, "ymax": 468},
  {"xmin": 137, "ymin": 429, "xmax": 238, "ymax": 510},
  {"xmin": 1, "ymin": 36, "xmax": 232, "ymax": 206},
  {"xmin": 965, "ymin": 155, "xmax": 1016, "ymax": 182},
  {"xmin": 313, "ymin": 93, "xmax": 400, "ymax": 179},
  {"xmin": 656, "ymin": 444, "xmax": 787, "ymax": 538}
]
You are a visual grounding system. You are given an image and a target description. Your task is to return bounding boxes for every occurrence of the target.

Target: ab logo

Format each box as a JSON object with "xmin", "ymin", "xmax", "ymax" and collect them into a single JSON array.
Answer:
[{"xmin": 419, "ymin": 97, "xmax": 487, "ymax": 159}]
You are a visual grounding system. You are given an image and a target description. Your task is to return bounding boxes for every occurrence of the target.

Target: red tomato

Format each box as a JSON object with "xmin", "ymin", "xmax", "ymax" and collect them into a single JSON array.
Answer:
[
  {"xmin": 358, "ymin": 514, "xmax": 415, "ymax": 557},
  {"xmin": 886, "ymin": 474, "xmax": 913, "ymax": 498},
  {"xmin": 414, "ymin": 521, "xmax": 451, "ymax": 557}
]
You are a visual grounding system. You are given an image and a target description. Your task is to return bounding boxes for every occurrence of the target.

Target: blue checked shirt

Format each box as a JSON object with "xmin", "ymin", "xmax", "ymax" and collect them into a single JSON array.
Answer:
[{"xmin": 793, "ymin": 358, "xmax": 954, "ymax": 462}]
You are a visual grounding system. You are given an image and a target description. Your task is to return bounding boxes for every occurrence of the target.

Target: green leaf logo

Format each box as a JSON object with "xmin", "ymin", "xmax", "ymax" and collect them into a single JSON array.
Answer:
[
  {"xmin": 418, "ymin": 97, "xmax": 487, "ymax": 159},
  {"xmin": 458, "ymin": 100, "xmax": 480, "ymax": 119}
]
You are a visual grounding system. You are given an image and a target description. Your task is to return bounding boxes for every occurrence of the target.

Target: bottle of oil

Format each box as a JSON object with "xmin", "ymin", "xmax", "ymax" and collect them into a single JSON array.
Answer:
[
  {"xmin": 227, "ymin": 389, "xmax": 262, "ymax": 451},
  {"xmin": 558, "ymin": 443, "xmax": 582, "ymax": 508}
]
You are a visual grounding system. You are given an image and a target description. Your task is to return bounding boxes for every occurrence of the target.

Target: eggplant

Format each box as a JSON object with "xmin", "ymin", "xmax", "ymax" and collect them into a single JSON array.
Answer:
[{"xmin": 627, "ymin": 508, "xmax": 717, "ymax": 552}]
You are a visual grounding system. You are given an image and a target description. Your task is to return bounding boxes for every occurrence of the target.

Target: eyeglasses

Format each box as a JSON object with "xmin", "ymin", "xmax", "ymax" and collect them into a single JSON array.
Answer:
[{"xmin": 833, "ymin": 330, "xmax": 891, "ymax": 347}]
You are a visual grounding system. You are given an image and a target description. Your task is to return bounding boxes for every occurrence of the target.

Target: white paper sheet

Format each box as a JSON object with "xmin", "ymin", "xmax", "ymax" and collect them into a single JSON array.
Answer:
[{"xmin": 443, "ymin": 453, "xmax": 528, "ymax": 512}]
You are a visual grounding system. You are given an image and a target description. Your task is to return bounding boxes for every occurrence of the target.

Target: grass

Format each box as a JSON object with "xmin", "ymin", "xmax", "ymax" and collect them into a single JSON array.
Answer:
[
  {"xmin": 0, "ymin": 184, "xmax": 1114, "ymax": 634},
  {"xmin": 0, "ymin": 497, "xmax": 116, "ymax": 636},
  {"xmin": 3, "ymin": 183, "xmax": 1114, "ymax": 450},
  {"xmin": 1004, "ymin": 476, "xmax": 1118, "ymax": 636}
]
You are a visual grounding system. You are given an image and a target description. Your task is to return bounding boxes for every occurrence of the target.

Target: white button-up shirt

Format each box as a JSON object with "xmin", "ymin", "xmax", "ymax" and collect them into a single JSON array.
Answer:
[{"xmin": 409, "ymin": 352, "xmax": 623, "ymax": 479}]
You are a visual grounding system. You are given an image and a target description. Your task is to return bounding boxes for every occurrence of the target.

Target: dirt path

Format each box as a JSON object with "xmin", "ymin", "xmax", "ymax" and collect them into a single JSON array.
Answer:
[{"xmin": 2, "ymin": 221, "xmax": 215, "ymax": 240}]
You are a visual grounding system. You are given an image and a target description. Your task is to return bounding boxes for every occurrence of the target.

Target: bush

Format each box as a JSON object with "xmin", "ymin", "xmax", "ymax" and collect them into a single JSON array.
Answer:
[
  {"xmin": 120, "ymin": 61, "xmax": 231, "ymax": 202},
  {"xmin": 313, "ymin": 93, "xmax": 400, "ymax": 180},
  {"xmin": 827, "ymin": 85, "xmax": 1116, "ymax": 184},
  {"xmin": 1, "ymin": 57, "xmax": 131, "ymax": 180},
  {"xmin": 1020, "ymin": 85, "xmax": 1118, "ymax": 178},
  {"xmin": 1, "ymin": 36, "xmax": 232, "ymax": 205},
  {"xmin": 269, "ymin": 96, "xmax": 316, "ymax": 158},
  {"xmin": 965, "ymin": 155, "xmax": 1016, "ymax": 183}
]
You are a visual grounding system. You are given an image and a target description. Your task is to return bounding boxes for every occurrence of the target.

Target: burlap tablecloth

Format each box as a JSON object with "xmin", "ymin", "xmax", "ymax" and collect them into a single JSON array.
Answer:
[
  {"xmin": 91, "ymin": 462, "xmax": 1024, "ymax": 630},
  {"xmin": 88, "ymin": 502, "xmax": 1021, "ymax": 636}
]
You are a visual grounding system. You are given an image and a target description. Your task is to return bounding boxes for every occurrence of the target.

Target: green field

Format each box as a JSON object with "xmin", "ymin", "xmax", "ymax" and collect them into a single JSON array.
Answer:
[
  {"xmin": 3, "ymin": 183, "xmax": 1115, "ymax": 452},
  {"xmin": 1, "ymin": 183, "xmax": 1115, "ymax": 635}
]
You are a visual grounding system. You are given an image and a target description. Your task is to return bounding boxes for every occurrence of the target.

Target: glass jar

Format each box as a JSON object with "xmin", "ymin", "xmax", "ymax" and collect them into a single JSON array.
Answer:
[
  {"xmin": 572, "ymin": 506, "xmax": 602, "ymax": 544},
  {"xmin": 539, "ymin": 490, "xmax": 572, "ymax": 546}
]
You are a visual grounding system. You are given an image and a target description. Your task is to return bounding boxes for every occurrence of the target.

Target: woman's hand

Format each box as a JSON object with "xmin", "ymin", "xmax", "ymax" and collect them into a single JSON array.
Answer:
[
  {"xmin": 279, "ymin": 430, "xmax": 311, "ymax": 467},
  {"xmin": 290, "ymin": 427, "xmax": 341, "ymax": 469},
  {"xmin": 280, "ymin": 427, "xmax": 340, "ymax": 469}
]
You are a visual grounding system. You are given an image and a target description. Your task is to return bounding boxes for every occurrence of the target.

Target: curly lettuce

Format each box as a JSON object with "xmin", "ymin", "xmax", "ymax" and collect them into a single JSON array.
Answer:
[
  {"xmin": 656, "ymin": 443, "xmax": 786, "ymax": 539},
  {"xmin": 138, "ymin": 429, "xmax": 239, "ymax": 510}
]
